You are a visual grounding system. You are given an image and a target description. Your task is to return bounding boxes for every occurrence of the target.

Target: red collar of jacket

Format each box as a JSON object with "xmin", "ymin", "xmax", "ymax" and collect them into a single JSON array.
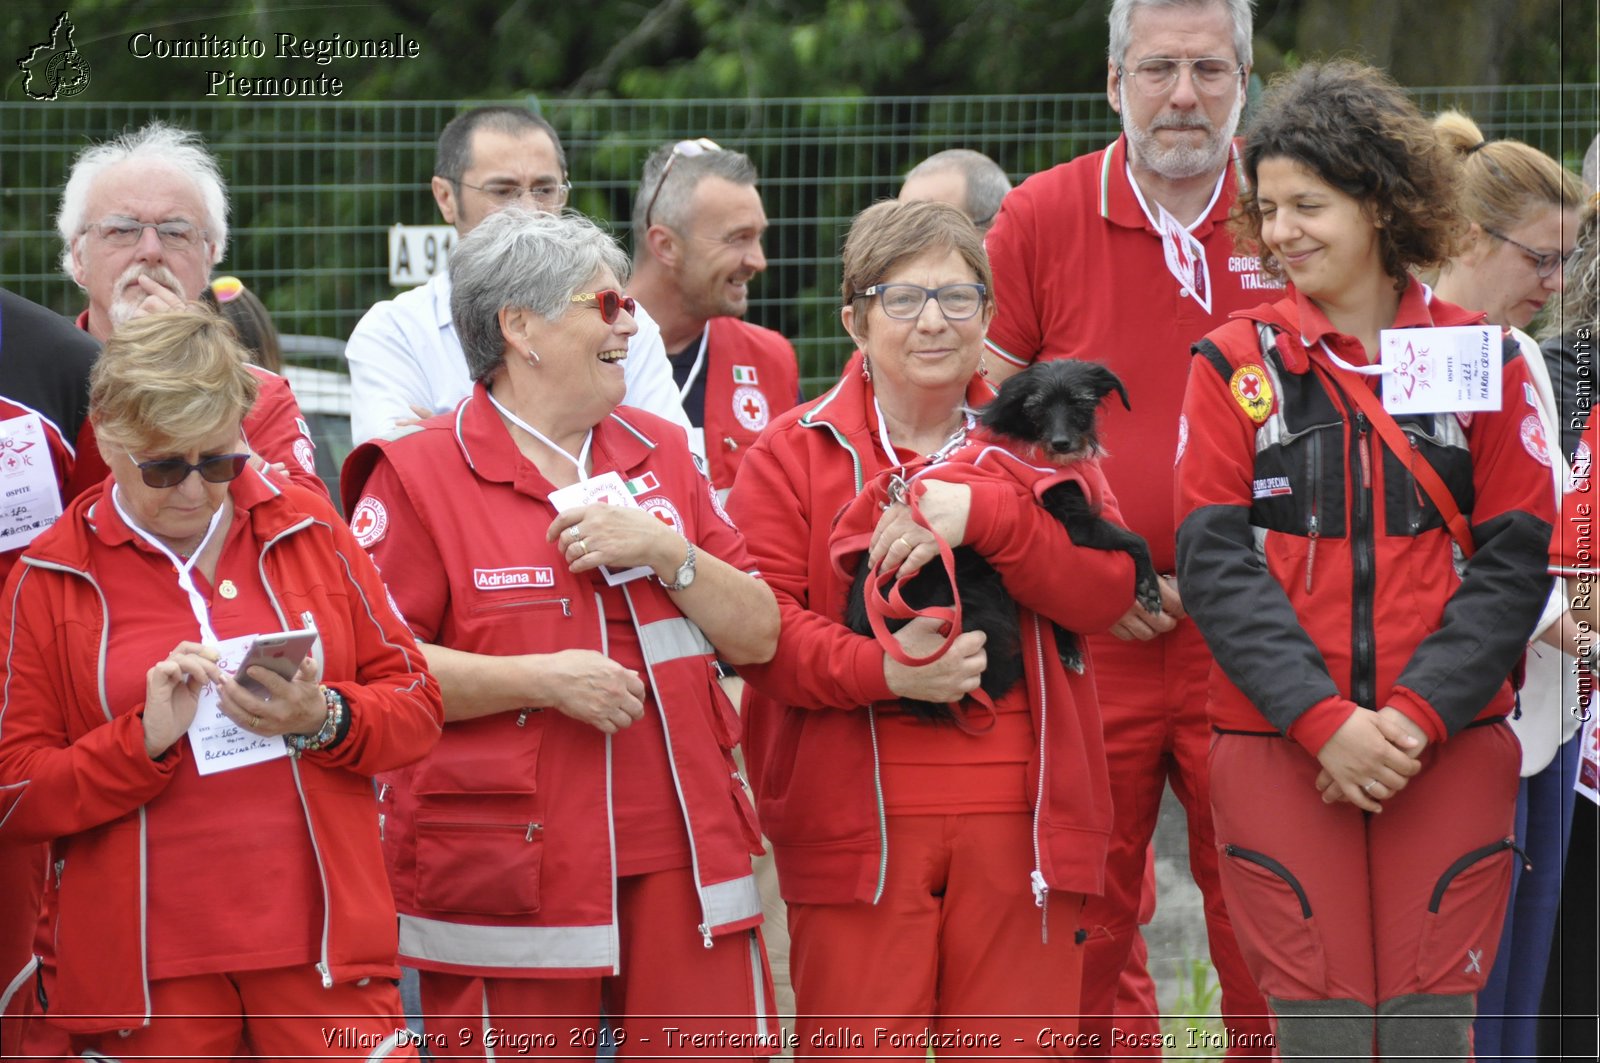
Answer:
[
  {"xmin": 30, "ymin": 463, "xmax": 306, "ymax": 572},
  {"xmin": 1229, "ymin": 280, "xmax": 1488, "ymax": 374},
  {"xmin": 451, "ymin": 382, "xmax": 664, "ymax": 499}
]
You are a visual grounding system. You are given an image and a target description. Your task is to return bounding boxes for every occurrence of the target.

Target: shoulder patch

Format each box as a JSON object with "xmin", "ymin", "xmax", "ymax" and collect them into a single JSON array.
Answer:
[
  {"xmin": 349, "ymin": 495, "xmax": 389, "ymax": 547},
  {"xmin": 1229, "ymin": 364, "xmax": 1274, "ymax": 424},
  {"xmin": 1520, "ymin": 414, "xmax": 1551, "ymax": 468}
]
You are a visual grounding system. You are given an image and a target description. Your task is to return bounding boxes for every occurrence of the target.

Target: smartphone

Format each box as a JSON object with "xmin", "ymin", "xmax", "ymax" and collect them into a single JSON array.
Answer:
[{"xmin": 233, "ymin": 630, "xmax": 318, "ymax": 699}]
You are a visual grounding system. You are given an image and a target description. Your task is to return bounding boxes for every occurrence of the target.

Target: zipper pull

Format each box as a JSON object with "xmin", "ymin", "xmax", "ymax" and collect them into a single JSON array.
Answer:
[
  {"xmin": 525, "ymin": 821, "xmax": 542, "ymax": 842},
  {"xmin": 377, "ymin": 782, "xmax": 391, "ymax": 802},
  {"xmin": 698, "ymin": 923, "xmax": 714, "ymax": 949},
  {"xmin": 516, "ymin": 709, "xmax": 530, "ymax": 727},
  {"xmin": 316, "ymin": 961, "xmax": 332, "ymax": 988},
  {"xmin": 378, "ymin": 813, "xmax": 386, "ymax": 841},
  {"xmin": 559, "ymin": 598, "xmax": 572, "ymax": 617},
  {"xmin": 1305, "ymin": 514, "xmax": 1319, "ymax": 592},
  {"xmin": 53, "ymin": 859, "xmax": 64, "ymax": 888},
  {"xmin": 1030, "ymin": 870, "xmax": 1050, "ymax": 944}
]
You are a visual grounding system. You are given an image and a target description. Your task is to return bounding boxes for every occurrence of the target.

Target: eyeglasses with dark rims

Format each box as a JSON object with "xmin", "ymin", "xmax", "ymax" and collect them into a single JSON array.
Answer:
[{"xmin": 855, "ymin": 283, "xmax": 988, "ymax": 321}]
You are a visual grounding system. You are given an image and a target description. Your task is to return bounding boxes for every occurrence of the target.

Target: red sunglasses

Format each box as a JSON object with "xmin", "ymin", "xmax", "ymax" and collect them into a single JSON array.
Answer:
[{"xmin": 570, "ymin": 289, "xmax": 637, "ymax": 324}]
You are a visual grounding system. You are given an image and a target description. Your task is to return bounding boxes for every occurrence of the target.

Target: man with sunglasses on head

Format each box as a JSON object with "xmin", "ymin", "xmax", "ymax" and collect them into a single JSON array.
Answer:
[
  {"xmin": 55, "ymin": 121, "xmax": 325, "ymax": 499},
  {"xmin": 626, "ymin": 139, "xmax": 797, "ymax": 497},
  {"xmin": 980, "ymin": 0, "xmax": 1271, "ymax": 1053},
  {"xmin": 347, "ymin": 106, "xmax": 689, "ymax": 445}
]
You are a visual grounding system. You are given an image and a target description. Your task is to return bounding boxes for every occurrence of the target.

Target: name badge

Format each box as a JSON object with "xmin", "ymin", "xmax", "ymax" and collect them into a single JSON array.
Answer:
[
  {"xmin": 1380, "ymin": 326, "xmax": 1501, "ymax": 415},
  {"xmin": 0, "ymin": 413, "xmax": 64, "ymax": 553},
  {"xmin": 548, "ymin": 471, "xmax": 652, "ymax": 585}
]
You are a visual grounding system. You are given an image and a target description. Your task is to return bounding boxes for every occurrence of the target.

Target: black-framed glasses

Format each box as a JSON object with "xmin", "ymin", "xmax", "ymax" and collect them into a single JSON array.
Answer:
[
  {"xmin": 571, "ymin": 289, "xmax": 638, "ymax": 324},
  {"xmin": 643, "ymin": 138, "xmax": 723, "ymax": 229},
  {"xmin": 1117, "ymin": 57, "xmax": 1244, "ymax": 97},
  {"xmin": 1484, "ymin": 227, "xmax": 1580, "ymax": 279},
  {"xmin": 90, "ymin": 216, "xmax": 207, "ymax": 250},
  {"xmin": 856, "ymin": 283, "xmax": 987, "ymax": 321},
  {"xmin": 456, "ymin": 179, "xmax": 572, "ymax": 208},
  {"xmin": 126, "ymin": 451, "xmax": 250, "ymax": 489}
]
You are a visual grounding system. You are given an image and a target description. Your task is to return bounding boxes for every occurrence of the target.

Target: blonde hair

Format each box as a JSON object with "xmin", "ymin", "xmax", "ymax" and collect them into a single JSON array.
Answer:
[
  {"xmin": 91, "ymin": 309, "xmax": 259, "ymax": 453},
  {"xmin": 1434, "ymin": 110, "xmax": 1583, "ymax": 237}
]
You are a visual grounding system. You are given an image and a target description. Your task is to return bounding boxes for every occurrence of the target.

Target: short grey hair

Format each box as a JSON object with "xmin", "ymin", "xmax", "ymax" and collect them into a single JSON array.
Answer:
[
  {"xmin": 450, "ymin": 208, "xmax": 631, "ymax": 384},
  {"xmin": 57, "ymin": 120, "xmax": 228, "ymax": 281},
  {"xmin": 903, "ymin": 149, "xmax": 1013, "ymax": 226},
  {"xmin": 1108, "ymin": 0, "xmax": 1255, "ymax": 67},
  {"xmin": 631, "ymin": 142, "xmax": 758, "ymax": 240}
]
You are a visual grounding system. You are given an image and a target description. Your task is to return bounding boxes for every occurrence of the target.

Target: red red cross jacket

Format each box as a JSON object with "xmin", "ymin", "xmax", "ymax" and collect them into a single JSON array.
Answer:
[
  {"xmin": 1175, "ymin": 282, "xmax": 1557, "ymax": 754},
  {"xmin": 728, "ymin": 358, "xmax": 1136, "ymax": 906},
  {"xmin": 340, "ymin": 387, "xmax": 765, "ymax": 977},
  {"xmin": 0, "ymin": 469, "xmax": 442, "ymax": 1033},
  {"xmin": 698, "ymin": 317, "xmax": 799, "ymax": 492}
]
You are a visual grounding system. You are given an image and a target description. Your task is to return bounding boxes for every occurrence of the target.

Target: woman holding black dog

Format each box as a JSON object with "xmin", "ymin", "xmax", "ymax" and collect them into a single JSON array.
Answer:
[
  {"xmin": 728, "ymin": 199, "xmax": 1141, "ymax": 1055},
  {"xmin": 1175, "ymin": 61, "xmax": 1556, "ymax": 1060}
]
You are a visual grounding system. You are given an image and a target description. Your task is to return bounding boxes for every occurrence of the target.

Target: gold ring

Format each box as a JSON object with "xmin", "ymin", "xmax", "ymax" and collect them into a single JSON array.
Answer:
[
  {"xmin": 250, "ymin": 715, "xmax": 262, "ymax": 729},
  {"xmin": 896, "ymin": 537, "xmax": 911, "ymax": 551},
  {"xmin": 1362, "ymin": 780, "xmax": 1377, "ymax": 795},
  {"xmin": 576, "ymin": 539, "xmax": 589, "ymax": 556}
]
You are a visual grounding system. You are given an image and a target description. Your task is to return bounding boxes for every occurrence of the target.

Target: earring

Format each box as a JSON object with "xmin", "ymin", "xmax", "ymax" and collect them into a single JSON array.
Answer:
[
  {"xmin": 526, "ymin": 348, "xmax": 541, "ymax": 365},
  {"xmin": 979, "ymin": 352, "xmax": 990, "ymax": 379},
  {"xmin": 860, "ymin": 356, "xmax": 872, "ymax": 383}
]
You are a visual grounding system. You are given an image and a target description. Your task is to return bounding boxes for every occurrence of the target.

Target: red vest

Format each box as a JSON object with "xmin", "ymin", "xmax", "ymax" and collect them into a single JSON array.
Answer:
[{"xmin": 698, "ymin": 317, "xmax": 799, "ymax": 491}]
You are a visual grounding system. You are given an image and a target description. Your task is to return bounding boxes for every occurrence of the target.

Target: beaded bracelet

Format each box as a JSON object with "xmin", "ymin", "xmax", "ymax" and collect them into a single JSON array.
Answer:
[{"xmin": 287, "ymin": 686, "xmax": 345, "ymax": 756}]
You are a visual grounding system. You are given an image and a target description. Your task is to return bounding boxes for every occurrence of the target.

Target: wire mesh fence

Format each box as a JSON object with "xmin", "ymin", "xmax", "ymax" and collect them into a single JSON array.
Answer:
[{"xmin": 3, "ymin": 86, "xmax": 1595, "ymax": 408}]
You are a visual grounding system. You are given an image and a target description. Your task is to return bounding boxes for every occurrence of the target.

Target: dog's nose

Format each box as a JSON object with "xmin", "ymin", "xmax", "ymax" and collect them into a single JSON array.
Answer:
[{"xmin": 1050, "ymin": 436, "xmax": 1075, "ymax": 453}]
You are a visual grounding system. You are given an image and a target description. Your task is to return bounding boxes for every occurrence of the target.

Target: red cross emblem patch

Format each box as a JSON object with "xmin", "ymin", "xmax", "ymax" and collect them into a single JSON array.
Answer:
[{"xmin": 1229, "ymin": 364, "xmax": 1274, "ymax": 424}]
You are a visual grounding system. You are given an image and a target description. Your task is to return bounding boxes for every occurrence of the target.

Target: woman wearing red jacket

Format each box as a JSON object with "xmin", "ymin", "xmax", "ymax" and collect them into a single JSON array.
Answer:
[
  {"xmin": 0, "ymin": 309, "xmax": 443, "ymax": 1059},
  {"xmin": 728, "ymin": 199, "xmax": 1139, "ymax": 1056},
  {"xmin": 1175, "ymin": 62, "xmax": 1556, "ymax": 1060}
]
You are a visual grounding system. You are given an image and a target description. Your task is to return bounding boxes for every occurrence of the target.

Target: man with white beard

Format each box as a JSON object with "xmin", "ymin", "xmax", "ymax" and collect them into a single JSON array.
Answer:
[
  {"xmin": 981, "ymin": 0, "xmax": 1273, "ymax": 1054},
  {"xmin": 55, "ymin": 121, "xmax": 323, "ymax": 496}
]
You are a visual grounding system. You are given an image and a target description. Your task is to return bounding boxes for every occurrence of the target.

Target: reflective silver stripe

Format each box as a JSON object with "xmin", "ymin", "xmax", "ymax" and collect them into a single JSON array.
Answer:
[
  {"xmin": 748, "ymin": 931, "xmax": 769, "ymax": 1041},
  {"xmin": 636, "ymin": 616, "xmax": 714, "ymax": 666},
  {"xmin": 0, "ymin": 956, "xmax": 36, "ymax": 1018},
  {"xmin": 700, "ymin": 874, "xmax": 762, "ymax": 928},
  {"xmin": 398, "ymin": 913, "xmax": 616, "ymax": 971}
]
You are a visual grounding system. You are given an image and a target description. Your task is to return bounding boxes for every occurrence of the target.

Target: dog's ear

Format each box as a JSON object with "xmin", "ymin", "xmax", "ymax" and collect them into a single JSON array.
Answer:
[
  {"xmin": 1086, "ymin": 363, "xmax": 1131, "ymax": 410},
  {"xmin": 978, "ymin": 366, "xmax": 1034, "ymax": 436}
]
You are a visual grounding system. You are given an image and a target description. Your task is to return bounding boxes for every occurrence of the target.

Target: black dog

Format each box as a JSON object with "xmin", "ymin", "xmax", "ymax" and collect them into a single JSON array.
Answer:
[{"xmin": 846, "ymin": 360, "xmax": 1162, "ymax": 724}]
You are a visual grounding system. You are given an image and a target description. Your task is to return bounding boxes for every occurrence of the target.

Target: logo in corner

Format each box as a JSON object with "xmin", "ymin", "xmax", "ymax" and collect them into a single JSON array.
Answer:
[
  {"xmin": 18, "ymin": 13, "xmax": 91, "ymax": 101},
  {"xmin": 1229, "ymin": 364, "xmax": 1274, "ymax": 424}
]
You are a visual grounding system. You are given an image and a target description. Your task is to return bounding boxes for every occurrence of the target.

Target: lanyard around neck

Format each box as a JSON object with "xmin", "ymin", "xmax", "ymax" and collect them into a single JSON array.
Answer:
[
  {"xmin": 1125, "ymin": 160, "xmax": 1228, "ymax": 234},
  {"xmin": 1319, "ymin": 339, "xmax": 1387, "ymax": 376},
  {"xmin": 873, "ymin": 396, "xmax": 972, "ymax": 467},
  {"xmin": 112, "ymin": 485, "xmax": 229, "ymax": 645},
  {"xmin": 677, "ymin": 326, "xmax": 711, "ymax": 403},
  {"xmin": 488, "ymin": 390, "xmax": 594, "ymax": 481}
]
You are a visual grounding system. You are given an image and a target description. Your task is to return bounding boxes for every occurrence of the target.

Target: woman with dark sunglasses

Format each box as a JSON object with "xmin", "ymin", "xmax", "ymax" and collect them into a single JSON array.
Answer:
[
  {"xmin": 340, "ymin": 208, "xmax": 780, "ymax": 1059},
  {"xmin": 0, "ymin": 309, "xmax": 442, "ymax": 1058}
]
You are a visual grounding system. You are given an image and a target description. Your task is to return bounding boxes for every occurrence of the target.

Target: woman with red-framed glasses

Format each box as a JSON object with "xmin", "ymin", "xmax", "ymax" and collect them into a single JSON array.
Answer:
[{"xmin": 341, "ymin": 208, "xmax": 781, "ymax": 1059}]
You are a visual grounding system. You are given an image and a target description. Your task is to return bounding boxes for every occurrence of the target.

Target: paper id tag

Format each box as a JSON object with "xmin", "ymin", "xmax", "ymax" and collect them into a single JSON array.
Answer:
[
  {"xmin": 1156, "ymin": 203, "xmax": 1212, "ymax": 314},
  {"xmin": 0, "ymin": 413, "xmax": 65, "ymax": 553},
  {"xmin": 548, "ymin": 471, "xmax": 652, "ymax": 585},
  {"xmin": 188, "ymin": 633, "xmax": 289, "ymax": 776},
  {"xmin": 1380, "ymin": 326, "xmax": 1501, "ymax": 415}
]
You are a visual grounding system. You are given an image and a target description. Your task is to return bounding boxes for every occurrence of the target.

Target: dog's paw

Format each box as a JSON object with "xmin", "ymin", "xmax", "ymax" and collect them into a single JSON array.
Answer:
[
  {"xmin": 1056, "ymin": 632, "xmax": 1086, "ymax": 674},
  {"xmin": 1135, "ymin": 569, "xmax": 1163, "ymax": 616}
]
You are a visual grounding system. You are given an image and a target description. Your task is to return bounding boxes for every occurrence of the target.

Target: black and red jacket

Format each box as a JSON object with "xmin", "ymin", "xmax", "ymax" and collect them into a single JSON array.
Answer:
[{"xmin": 1175, "ymin": 282, "xmax": 1555, "ymax": 754}]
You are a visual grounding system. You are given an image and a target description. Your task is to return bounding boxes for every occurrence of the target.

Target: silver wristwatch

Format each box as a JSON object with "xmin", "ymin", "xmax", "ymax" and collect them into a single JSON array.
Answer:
[{"xmin": 659, "ymin": 541, "xmax": 697, "ymax": 591}]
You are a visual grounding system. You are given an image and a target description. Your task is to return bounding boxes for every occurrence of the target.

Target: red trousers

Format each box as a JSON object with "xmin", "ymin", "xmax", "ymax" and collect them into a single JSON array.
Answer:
[
  {"xmin": 1079, "ymin": 624, "xmax": 1270, "ymax": 1056},
  {"xmin": 418, "ymin": 868, "xmax": 776, "ymax": 1061},
  {"xmin": 788, "ymin": 812, "xmax": 1087, "ymax": 1060},
  {"xmin": 1209, "ymin": 724, "xmax": 1519, "ymax": 1008},
  {"xmin": 64, "ymin": 963, "xmax": 416, "ymax": 1061}
]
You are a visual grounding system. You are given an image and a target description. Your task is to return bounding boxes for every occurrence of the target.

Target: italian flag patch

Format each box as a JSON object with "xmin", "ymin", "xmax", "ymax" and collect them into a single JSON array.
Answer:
[
  {"xmin": 732, "ymin": 365, "xmax": 759, "ymax": 385},
  {"xmin": 625, "ymin": 471, "xmax": 661, "ymax": 495}
]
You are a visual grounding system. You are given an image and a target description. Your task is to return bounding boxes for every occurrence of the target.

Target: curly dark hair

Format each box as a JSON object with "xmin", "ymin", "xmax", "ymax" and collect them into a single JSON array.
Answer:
[{"xmin": 1231, "ymin": 59, "xmax": 1464, "ymax": 290}]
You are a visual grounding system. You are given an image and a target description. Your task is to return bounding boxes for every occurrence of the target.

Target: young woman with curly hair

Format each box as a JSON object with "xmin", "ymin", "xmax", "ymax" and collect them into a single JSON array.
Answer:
[{"xmin": 1175, "ymin": 60, "xmax": 1556, "ymax": 1060}]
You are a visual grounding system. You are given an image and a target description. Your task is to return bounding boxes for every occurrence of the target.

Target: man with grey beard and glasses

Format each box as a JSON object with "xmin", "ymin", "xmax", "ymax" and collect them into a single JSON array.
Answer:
[
  {"xmin": 55, "ymin": 121, "xmax": 324, "ymax": 498},
  {"xmin": 981, "ymin": 0, "xmax": 1272, "ymax": 1055}
]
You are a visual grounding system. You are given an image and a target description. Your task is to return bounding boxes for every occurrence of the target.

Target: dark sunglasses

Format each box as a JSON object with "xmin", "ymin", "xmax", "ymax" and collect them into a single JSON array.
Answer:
[
  {"xmin": 127, "ymin": 451, "xmax": 250, "ymax": 489},
  {"xmin": 570, "ymin": 289, "xmax": 637, "ymax": 324}
]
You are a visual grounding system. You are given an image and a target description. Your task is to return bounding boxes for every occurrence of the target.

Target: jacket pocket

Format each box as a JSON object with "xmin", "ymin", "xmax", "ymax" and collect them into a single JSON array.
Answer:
[
  {"xmin": 1220, "ymin": 843, "xmax": 1328, "ymax": 998},
  {"xmin": 705, "ymin": 661, "xmax": 743, "ymax": 751},
  {"xmin": 414, "ymin": 817, "xmax": 543, "ymax": 915},
  {"xmin": 1416, "ymin": 837, "xmax": 1518, "ymax": 991}
]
